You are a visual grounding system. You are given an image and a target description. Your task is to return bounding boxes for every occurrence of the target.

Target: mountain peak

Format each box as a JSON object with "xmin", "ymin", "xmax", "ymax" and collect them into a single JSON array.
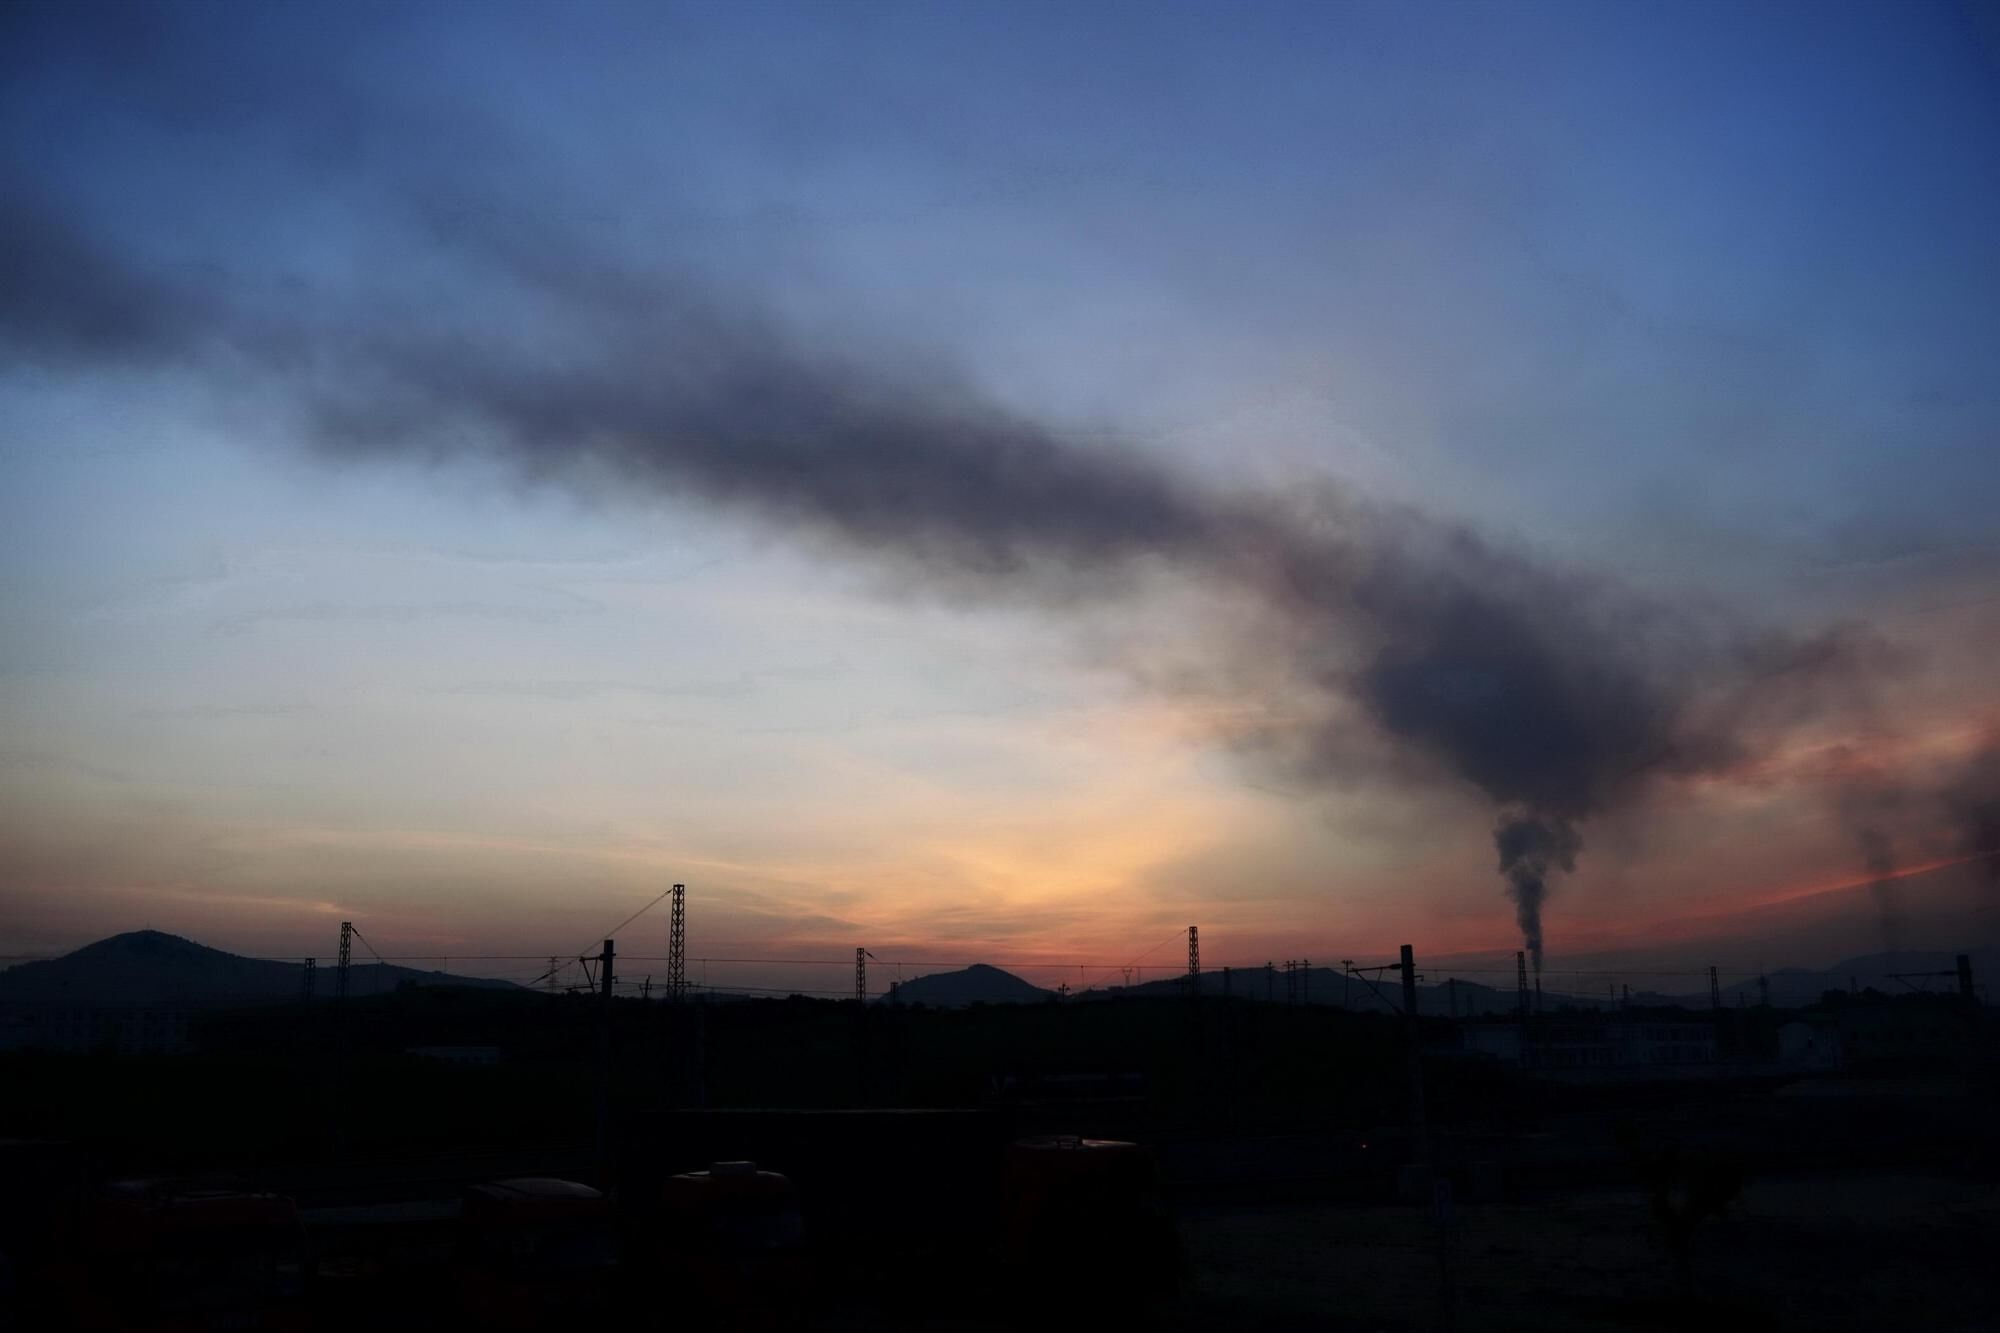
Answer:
[
  {"xmin": 0, "ymin": 930, "xmax": 518, "ymax": 1007},
  {"xmin": 90, "ymin": 929, "xmax": 212, "ymax": 954},
  {"xmin": 881, "ymin": 963, "xmax": 1049, "ymax": 1007}
]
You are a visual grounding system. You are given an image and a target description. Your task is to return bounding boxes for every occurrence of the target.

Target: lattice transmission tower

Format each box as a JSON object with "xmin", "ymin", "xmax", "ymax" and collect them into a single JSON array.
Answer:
[{"xmin": 667, "ymin": 883, "xmax": 687, "ymax": 1002}]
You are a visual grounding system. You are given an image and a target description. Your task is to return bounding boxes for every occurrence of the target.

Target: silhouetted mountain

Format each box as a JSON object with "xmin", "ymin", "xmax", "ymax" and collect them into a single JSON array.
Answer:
[
  {"xmin": 0, "ymin": 930, "xmax": 520, "ymax": 1008},
  {"xmin": 879, "ymin": 963, "xmax": 1050, "ymax": 1007}
]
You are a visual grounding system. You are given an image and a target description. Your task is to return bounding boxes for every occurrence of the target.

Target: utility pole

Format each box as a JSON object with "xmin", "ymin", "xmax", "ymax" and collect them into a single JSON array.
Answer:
[
  {"xmin": 1709, "ymin": 965, "xmax": 1722, "ymax": 1011},
  {"xmin": 1757, "ymin": 974, "xmax": 1770, "ymax": 1009},
  {"xmin": 1186, "ymin": 926, "xmax": 1200, "ymax": 996},
  {"xmin": 594, "ymin": 938, "xmax": 615, "ymax": 1182},
  {"xmin": 301, "ymin": 957, "xmax": 316, "ymax": 1003},
  {"xmin": 1399, "ymin": 945, "xmax": 1425, "ymax": 1144},
  {"xmin": 1300, "ymin": 959, "xmax": 1310, "ymax": 1004},
  {"xmin": 545, "ymin": 957, "xmax": 558, "ymax": 997},
  {"xmin": 667, "ymin": 884, "xmax": 687, "ymax": 1002},
  {"xmin": 691, "ymin": 998, "xmax": 708, "ymax": 1107},
  {"xmin": 1400, "ymin": 944, "xmax": 1451, "ymax": 1328},
  {"xmin": 855, "ymin": 947, "xmax": 867, "ymax": 1004},
  {"xmin": 1342, "ymin": 961, "xmax": 1353, "ymax": 1009},
  {"xmin": 337, "ymin": 922, "xmax": 353, "ymax": 1000}
]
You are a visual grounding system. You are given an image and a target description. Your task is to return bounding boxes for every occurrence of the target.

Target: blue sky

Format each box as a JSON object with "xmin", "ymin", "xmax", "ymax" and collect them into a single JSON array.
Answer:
[{"xmin": 3, "ymin": 0, "xmax": 1997, "ymax": 984}]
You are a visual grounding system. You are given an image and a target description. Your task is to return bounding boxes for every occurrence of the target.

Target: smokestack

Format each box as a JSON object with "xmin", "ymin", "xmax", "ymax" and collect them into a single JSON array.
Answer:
[{"xmin": 1515, "ymin": 950, "xmax": 1530, "ymax": 1021}]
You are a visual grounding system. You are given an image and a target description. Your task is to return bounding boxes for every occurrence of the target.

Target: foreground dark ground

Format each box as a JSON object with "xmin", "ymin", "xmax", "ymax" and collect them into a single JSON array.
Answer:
[{"xmin": 3, "ymin": 989, "xmax": 1994, "ymax": 1331}]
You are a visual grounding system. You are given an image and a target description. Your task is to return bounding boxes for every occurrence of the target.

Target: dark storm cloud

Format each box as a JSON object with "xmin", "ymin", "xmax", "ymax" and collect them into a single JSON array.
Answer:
[{"xmin": 0, "ymin": 187, "xmax": 1888, "ymax": 963}]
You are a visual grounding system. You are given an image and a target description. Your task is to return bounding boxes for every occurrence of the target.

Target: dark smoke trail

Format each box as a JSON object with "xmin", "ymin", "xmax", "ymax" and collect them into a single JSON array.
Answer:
[
  {"xmin": 0, "ymin": 190, "xmax": 1888, "ymax": 961},
  {"xmin": 1493, "ymin": 812, "xmax": 1581, "ymax": 973},
  {"xmin": 1941, "ymin": 738, "xmax": 2000, "ymax": 885},
  {"xmin": 1856, "ymin": 826, "xmax": 1906, "ymax": 954}
]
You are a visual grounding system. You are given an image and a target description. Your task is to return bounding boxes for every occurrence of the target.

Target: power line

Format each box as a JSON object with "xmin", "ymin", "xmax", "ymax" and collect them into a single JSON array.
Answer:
[
  {"xmin": 0, "ymin": 947, "xmax": 1813, "ymax": 985},
  {"xmin": 1080, "ymin": 932, "xmax": 1186, "ymax": 994},
  {"xmin": 347, "ymin": 925, "xmax": 389, "ymax": 967},
  {"xmin": 520, "ymin": 884, "xmax": 682, "ymax": 991}
]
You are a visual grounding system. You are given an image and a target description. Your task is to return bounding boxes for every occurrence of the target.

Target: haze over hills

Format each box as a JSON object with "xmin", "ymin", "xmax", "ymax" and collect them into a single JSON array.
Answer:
[{"xmin": 0, "ymin": 931, "xmax": 521, "ymax": 1008}]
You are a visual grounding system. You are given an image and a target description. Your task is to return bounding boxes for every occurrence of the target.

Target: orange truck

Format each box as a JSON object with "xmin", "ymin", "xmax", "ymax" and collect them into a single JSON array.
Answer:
[
  {"xmin": 452, "ymin": 1178, "xmax": 618, "ymax": 1329},
  {"xmin": 999, "ymin": 1136, "xmax": 1178, "ymax": 1311},
  {"xmin": 305, "ymin": 1176, "xmax": 616, "ymax": 1331},
  {"xmin": 51, "ymin": 1178, "xmax": 308, "ymax": 1332},
  {"xmin": 650, "ymin": 1162, "xmax": 806, "ymax": 1330}
]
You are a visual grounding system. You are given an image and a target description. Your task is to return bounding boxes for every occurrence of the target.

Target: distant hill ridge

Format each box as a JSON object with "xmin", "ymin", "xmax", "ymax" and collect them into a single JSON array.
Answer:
[
  {"xmin": 1066, "ymin": 948, "xmax": 1995, "ymax": 1013},
  {"xmin": 877, "ymin": 962, "xmax": 1052, "ymax": 1007},
  {"xmin": 0, "ymin": 930, "xmax": 520, "ymax": 1008}
]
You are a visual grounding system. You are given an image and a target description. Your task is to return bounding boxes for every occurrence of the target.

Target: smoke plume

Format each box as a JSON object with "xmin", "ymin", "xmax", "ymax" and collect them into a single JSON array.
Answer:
[
  {"xmin": 1494, "ymin": 813, "xmax": 1582, "ymax": 973},
  {"xmin": 1856, "ymin": 826, "xmax": 1907, "ymax": 954},
  {"xmin": 1829, "ymin": 731, "xmax": 2000, "ymax": 952},
  {"xmin": 0, "ymin": 189, "xmax": 1885, "ymax": 961},
  {"xmin": 1942, "ymin": 739, "xmax": 2000, "ymax": 885}
]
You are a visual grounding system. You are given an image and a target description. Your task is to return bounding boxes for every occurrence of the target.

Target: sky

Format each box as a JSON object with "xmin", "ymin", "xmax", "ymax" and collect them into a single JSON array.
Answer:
[{"xmin": 2, "ymin": 0, "xmax": 1998, "ymax": 995}]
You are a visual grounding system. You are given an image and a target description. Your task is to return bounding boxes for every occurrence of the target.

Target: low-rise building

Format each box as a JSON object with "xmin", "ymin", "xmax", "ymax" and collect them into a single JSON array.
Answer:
[
  {"xmin": 1778, "ymin": 1018, "xmax": 1842, "ymax": 1070},
  {"xmin": 1457, "ymin": 1018, "xmax": 1716, "ymax": 1070},
  {"xmin": 0, "ymin": 1005, "xmax": 191, "ymax": 1055},
  {"xmin": 405, "ymin": 1044, "xmax": 501, "ymax": 1066}
]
